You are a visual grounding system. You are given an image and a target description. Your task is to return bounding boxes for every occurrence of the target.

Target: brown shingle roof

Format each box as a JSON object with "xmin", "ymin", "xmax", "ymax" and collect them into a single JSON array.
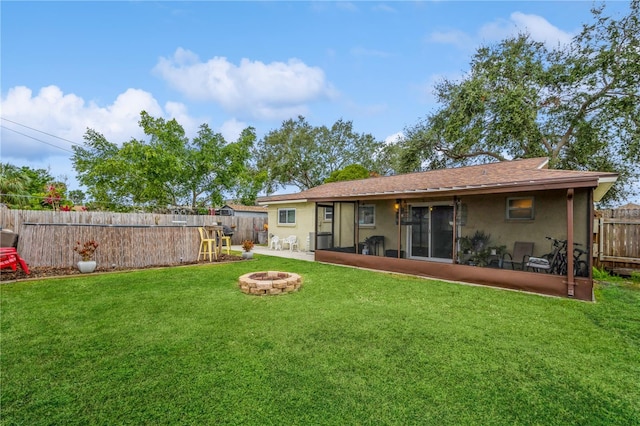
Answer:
[
  {"xmin": 224, "ymin": 203, "xmax": 268, "ymax": 213},
  {"xmin": 258, "ymin": 158, "xmax": 618, "ymax": 203}
]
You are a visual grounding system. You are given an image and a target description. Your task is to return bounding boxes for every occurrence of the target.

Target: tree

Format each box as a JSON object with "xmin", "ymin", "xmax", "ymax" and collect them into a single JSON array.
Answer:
[
  {"xmin": 0, "ymin": 163, "xmax": 31, "ymax": 208},
  {"xmin": 72, "ymin": 112, "xmax": 256, "ymax": 210},
  {"xmin": 399, "ymin": 1, "xmax": 640, "ymax": 203},
  {"xmin": 324, "ymin": 164, "xmax": 371, "ymax": 183},
  {"xmin": 0, "ymin": 163, "xmax": 57, "ymax": 209},
  {"xmin": 255, "ymin": 116, "xmax": 383, "ymax": 193},
  {"xmin": 68, "ymin": 189, "xmax": 86, "ymax": 205}
]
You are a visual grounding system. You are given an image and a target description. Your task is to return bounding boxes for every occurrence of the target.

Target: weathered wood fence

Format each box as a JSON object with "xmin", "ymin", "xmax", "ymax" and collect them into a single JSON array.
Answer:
[
  {"xmin": 0, "ymin": 209, "xmax": 267, "ymax": 268},
  {"xmin": 594, "ymin": 207, "xmax": 640, "ymax": 271}
]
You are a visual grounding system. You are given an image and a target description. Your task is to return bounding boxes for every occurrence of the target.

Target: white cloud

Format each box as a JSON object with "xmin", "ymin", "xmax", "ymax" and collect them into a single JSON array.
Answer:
[
  {"xmin": 0, "ymin": 86, "xmax": 171, "ymax": 162},
  {"xmin": 0, "ymin": 85, "xmax": 210, "ymax": 191},
  {"xmin": 153, "ymin": 48, "xmax": 338, "ymax": 120},
  {"xmin": 428, "ymin": 12, "xmax": 573, "ymax": 50},
  {"xmin": 384, "ymin": 131, "xmax": 404, "ymax": 145},
  {"xmin": 219, "ymin": 118, "xmax": 248, "ymax": 143},
  {"xmin": 479, "ymin": 12, "xmax": 573, "ymax": 48}
]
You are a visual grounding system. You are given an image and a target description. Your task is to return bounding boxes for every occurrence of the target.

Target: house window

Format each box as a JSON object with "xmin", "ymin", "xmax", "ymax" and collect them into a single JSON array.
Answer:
[
  {"xmin": 506, "ymin": 197, "xmax": 534, "ymax": 220},
  {"xmin": 278, "ymin": 208, "xmax": 296, "ymax": 225},
  {"xmin": 324, "ymin": 207, "xmax": 333, "ymax": 221},
  {"xmin": 358, "ymin": 205, "xmax": 375, "ymax": 226}
]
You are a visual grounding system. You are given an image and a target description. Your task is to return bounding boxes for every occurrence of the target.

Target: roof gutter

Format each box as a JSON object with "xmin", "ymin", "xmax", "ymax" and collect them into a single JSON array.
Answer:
[
  {"xmin": 310, "ymin": 176, "xmax": 605, "ymax": 203},
  {"xmin": 257, "ymin": 199, "xmax": 308, "ymax": 206}
]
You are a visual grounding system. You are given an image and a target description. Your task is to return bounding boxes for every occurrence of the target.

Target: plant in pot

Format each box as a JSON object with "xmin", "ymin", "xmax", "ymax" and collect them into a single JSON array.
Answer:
[
  {"xmin": 457, "ymin": 230, "xmax": 492, "ymax": 266},
  {"xmin": 241, "ymin": 240, "xmax": 255, "ymax": 259},
  {"xmin": 73, "ymin": 239, "xmax": 99, "ymax": 273}
]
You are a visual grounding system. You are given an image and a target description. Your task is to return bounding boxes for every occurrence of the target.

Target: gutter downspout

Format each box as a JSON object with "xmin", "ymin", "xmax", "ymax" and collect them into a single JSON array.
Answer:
[{"xmin": 566, "ymin": 189, "xmax": 575, "ymax": 297}]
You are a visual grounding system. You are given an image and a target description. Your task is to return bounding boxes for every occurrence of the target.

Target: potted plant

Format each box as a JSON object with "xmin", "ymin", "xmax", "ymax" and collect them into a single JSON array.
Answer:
[
  {"xmin": 258, "ymin": 223, "xmax": 268, "ymax": 245},
  {"xmin": 241, "ymin": 240, "xmax": 255, "ymax": 259},
  {"xmin": 73, "ymin": 239, "xmax": 99, "ymax": 273}
]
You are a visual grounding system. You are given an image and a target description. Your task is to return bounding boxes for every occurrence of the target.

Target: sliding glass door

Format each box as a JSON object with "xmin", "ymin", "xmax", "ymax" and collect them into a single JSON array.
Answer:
[{"xmin": 409, "ymin": 204, "xmax": 454, "ymax": 262}]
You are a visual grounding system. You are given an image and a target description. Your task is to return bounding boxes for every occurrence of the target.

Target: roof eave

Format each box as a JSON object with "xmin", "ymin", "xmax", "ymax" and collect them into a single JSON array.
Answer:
[{"xmin": 310, "ymin": 176, "xmax": 604, "ymax": 202}]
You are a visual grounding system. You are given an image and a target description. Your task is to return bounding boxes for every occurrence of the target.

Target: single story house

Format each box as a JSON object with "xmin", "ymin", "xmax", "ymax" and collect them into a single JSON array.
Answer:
[
  {"xmin": 215, "ymin": 204, "xmax": 268, "ymax": 218},
  {"xmin": 258, "ymin": 158, "xmax": 618, "ymax": 301}
]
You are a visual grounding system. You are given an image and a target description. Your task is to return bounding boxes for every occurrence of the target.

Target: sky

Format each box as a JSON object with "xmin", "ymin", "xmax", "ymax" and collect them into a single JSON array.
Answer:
[{"xmin": 0, "ymin": 1, "xmax": 635, "ymax": 201}]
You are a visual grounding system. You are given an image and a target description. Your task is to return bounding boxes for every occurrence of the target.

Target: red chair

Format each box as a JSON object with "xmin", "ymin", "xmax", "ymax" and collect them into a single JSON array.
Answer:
[{"xmin": 0, "ymin": 247, "xmax": 30, "ymax": 274}]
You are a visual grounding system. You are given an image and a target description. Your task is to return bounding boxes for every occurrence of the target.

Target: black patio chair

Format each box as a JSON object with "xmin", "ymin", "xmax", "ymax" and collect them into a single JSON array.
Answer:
[{"xmin": 501, "ymin": 241, "xmax": 534, "ymax": 270}]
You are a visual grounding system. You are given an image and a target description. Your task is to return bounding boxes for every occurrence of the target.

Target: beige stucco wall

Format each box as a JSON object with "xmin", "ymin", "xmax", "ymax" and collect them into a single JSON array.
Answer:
[
  {"xmin": 459, "ymin": 189, "xmax": 590, "ymax": 258},
  {"xmin": 356, "ymin": 200, "xmax": 403, "ymax": 252},
  {"xmin": 267, "ymin": 201, "xmax": 316, "ymax": 251},
  {"xmin": 266, "ymin": 188, "xmax": 592, "ymax": 257}
]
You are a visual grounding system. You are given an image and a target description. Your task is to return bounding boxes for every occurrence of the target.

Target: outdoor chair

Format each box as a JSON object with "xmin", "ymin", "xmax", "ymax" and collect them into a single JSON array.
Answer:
[
  {"xmin": 216, "ymin": 229, "xmax": 231, "ymax": 255},
  {"xmin": 501, "ymin": 241, "xmax": 534, "ymax": 270},
  {"xmin": 282, "ymin": 235, "xmax": 299, "ymax": 252},
  {"xmin": 197, "ymin": 227, "xmax": 216, "ymax": 261},
  {"xmin": 270, "ymin": 236, "xmax": 282, "ymax": 250}
]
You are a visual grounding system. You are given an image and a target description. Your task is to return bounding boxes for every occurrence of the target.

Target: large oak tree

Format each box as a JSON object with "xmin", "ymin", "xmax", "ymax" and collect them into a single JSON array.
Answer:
[
  {"xmin": 399, "ymin": 1, "xmax": 639, "ymax": 203},
  {"xmin": 254, "ymin": 116, "xmax": 383, "ymax": 193}
]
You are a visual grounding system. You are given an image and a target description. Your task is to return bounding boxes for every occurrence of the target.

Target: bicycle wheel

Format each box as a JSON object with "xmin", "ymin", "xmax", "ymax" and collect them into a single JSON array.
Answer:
[{"xmin": 553, "ymin": 253, "xmax": 568, "ymax": 275}]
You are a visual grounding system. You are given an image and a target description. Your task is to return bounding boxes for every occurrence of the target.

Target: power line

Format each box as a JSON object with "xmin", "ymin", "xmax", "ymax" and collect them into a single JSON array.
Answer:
[
  {"xmin": 0, "ymin": 125, "xmax": 75, "ymax": 154},
  {"xmin": 0, "ymin": 117, "xmax": 83, "ymax": 146}
]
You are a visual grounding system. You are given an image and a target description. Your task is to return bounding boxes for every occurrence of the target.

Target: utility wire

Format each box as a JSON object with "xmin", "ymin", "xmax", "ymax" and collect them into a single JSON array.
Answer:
[
  {"xmin": 0, "ymin": 117, "xmax": 83, "ymax": 146},
  {"xmin": 0, "ymin": 125, "xmax": 74, "ymax": 154}
]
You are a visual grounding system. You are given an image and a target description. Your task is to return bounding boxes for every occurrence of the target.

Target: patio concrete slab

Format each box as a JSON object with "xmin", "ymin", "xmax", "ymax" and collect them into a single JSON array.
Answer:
[{"xmin": 231, "ymin": 245, "xmax": 315, "ymax": 262}]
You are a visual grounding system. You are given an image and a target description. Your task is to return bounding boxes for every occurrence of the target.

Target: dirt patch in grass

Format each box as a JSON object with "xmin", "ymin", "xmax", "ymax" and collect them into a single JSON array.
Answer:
[{"xmin": 0, "ymin": 254, "xmax": 245, "ymax": 282}]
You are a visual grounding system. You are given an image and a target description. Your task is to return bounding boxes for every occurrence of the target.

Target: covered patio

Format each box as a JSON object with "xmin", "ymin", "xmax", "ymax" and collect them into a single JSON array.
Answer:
[{"xmin": 260, "ymin": 158, "xmax": 617, "ymax": 301}]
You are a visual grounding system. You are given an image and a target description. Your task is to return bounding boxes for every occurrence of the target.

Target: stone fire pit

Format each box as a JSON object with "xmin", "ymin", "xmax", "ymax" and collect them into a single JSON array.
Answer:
[{"xmin": 238, "ymin": 271, "xmax": 302, "ymax": 295}]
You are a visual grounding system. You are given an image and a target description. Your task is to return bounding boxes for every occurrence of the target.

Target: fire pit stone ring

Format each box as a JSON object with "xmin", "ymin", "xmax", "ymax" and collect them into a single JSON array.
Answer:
[{"xmin": 238, "ymin": 271, "xmax": 302, "ymax": 295}]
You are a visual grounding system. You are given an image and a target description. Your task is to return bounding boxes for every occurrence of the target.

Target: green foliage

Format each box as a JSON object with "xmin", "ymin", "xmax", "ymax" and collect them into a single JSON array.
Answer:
[
  {"xmin": 399, "ymin": 2, "xmax": 640, "ymax": 204},
  {"xmin": 0, "ymin": 163, "xmax": 58, "ymax": 209},
  {"xmin": 2, "ymin": 259, "xmax": 639, "ymax": 424},
  {"xmin": 72, "ymin": 112, "xmax": 257, "ymax": 209},
  {"xmin": 68, "ymin": 189, "xmax": 86, "ymax": 205},
  {"xmin": 593, "ymin": 267, "xmax": 612, "ymax": 281},
  {"xmin": 255, "ymin": 116, "xmax": 384, "ymax": 192},
  {"xmin": 324, "ymin": 164, "xmax": 370, "ymax": 183}
]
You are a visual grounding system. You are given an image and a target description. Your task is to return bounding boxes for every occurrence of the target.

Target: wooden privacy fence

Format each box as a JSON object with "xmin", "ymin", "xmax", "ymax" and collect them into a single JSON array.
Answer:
[
  {"xmin": 594, "ymin": 207, "xmax": 640, "ymax": 270},
  {"xmin": 20, "ymin": 224, "xmax": 200, "ymax": 268},
  {"xmin": 1, "ymin": 209, "xmax": 268, "ymax": 269}
]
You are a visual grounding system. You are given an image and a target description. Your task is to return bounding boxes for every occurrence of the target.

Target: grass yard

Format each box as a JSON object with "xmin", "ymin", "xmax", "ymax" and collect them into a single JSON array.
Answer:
[{"xmin": 1, "ymin": 256, "xmax": 639, "ymax": 425}]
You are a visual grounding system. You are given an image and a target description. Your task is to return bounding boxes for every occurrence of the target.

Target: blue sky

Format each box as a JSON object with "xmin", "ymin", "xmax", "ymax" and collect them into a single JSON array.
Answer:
[{"xmin": 1, "ymin": 1, "xmax": 633, "ymax": 198}]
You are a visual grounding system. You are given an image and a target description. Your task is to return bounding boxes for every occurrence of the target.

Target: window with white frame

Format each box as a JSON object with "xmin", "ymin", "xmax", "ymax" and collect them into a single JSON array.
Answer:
[
  {"xmin": 324, "ymin": 207, "xmax": 333, "ymax": 221},
  {"xmin": 358, "ymin": 205, "xmax": 375, "ymax": 226},
  {"xmin": 278, "ymin": 208, "xmax": 296, "ymax": 225},
  {"xmin": 506, "ymin": 197, "xmax": 534, "ymax": 220}
]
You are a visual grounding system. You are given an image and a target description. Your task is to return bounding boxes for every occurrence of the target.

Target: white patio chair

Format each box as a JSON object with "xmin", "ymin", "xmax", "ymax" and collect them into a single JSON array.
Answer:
[
  {"xmin": 269, "ymin": 236, "xmax": 282, "ymax": 250},
  {"xmin": 283, "ymin": 235, "xmax": 299, "ymax": 252}
]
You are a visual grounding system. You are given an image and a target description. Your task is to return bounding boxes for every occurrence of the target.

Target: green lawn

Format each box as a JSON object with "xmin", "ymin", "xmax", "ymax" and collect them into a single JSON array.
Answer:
[{"xmin": 2, "ymin": 257, "xmax": 639, "ymax": 425}]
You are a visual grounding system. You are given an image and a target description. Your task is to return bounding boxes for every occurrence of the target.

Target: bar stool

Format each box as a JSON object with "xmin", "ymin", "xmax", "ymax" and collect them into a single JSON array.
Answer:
[
  {"xmin": 220, "ymin": 235, "xmax": 231, "ymax": 255},
  {"xmin": 198, "ymin": 227, "xmax": 216, "ymax": 261}
]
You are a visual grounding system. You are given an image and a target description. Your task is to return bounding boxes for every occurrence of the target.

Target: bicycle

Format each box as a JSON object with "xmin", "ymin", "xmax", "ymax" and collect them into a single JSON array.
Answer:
[
  {"xmin": 573, "ymin": 246, "xmax": 589, "ymax": 277},
  {"xmin": 528, "ymin": 237, "xmax": 589, "ymax": 276},
  {"xmin": 541, "ymin": 237, "xmax": 568, "ymax": 275}
]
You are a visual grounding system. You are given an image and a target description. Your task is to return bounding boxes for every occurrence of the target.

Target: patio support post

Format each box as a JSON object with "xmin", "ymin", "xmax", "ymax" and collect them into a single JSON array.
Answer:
[
  {"xmin": 397, "ymin": 199, "xmax": 402, "ymax": 258},
  {"xmin": 355, "ymin": 201, "xmax": 360, "ymax": 254},
  {"xmin": 453, "ymin": 196, "xmax": 458, "ymax": 263},
  {"xmin": 566, "ymin": 188, "xmax": 575, "ymax": 297}
]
